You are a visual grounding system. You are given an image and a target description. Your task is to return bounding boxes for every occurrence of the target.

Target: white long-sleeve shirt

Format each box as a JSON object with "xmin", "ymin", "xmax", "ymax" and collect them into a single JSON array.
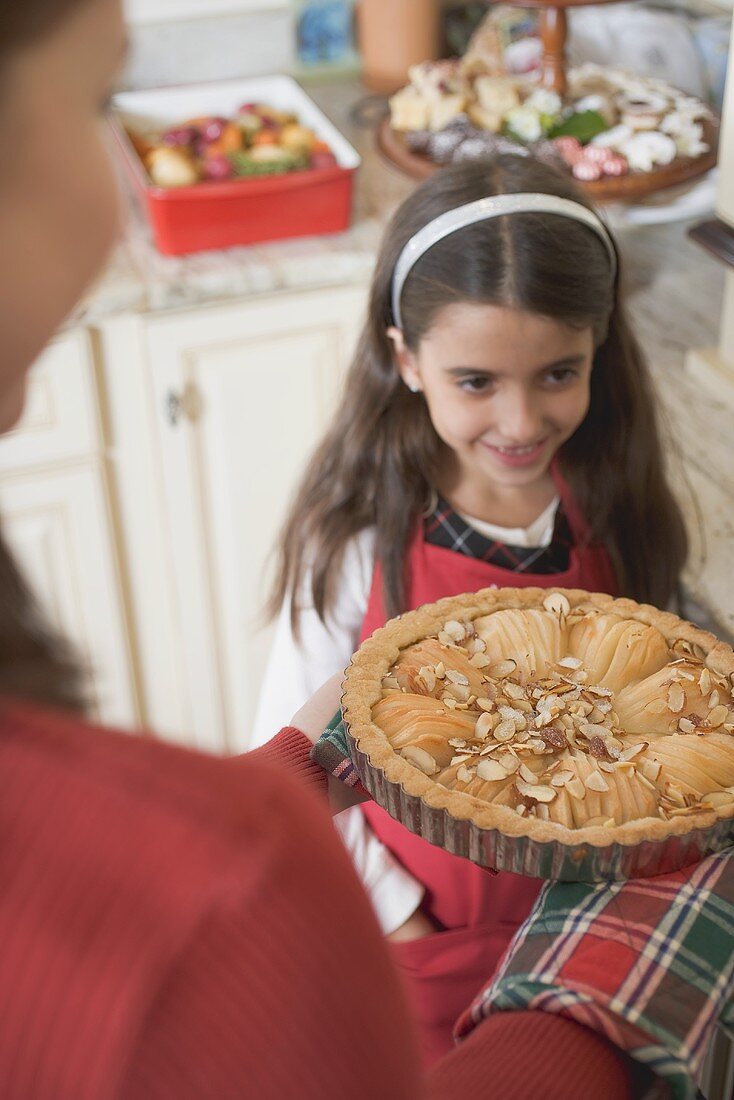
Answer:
[{"xmin": 251, "ymin": 499, "xmax": 559, "ymax": 934}]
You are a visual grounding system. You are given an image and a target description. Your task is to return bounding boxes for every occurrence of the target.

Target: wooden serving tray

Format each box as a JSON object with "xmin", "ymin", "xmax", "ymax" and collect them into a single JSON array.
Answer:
[{"xmin": 377, "ymin": 116, "xmax": 719, "ymax": 203}]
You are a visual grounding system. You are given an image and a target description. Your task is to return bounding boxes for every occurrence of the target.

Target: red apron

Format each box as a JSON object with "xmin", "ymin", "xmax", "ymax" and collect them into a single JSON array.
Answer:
[{"xmin": 359, "ymin": 469, "xmax": 617, "ymax": 1066}]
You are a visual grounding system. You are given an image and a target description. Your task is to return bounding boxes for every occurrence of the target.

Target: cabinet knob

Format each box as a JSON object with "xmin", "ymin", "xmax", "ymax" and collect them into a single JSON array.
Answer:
[{"xmin": 165, "ymin": 384, "xmax": 202, "ymax": 427}]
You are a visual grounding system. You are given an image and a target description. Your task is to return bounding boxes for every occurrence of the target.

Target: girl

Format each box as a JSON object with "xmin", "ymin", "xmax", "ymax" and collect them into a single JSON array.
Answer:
[{"xmin": 252, "ymin": 155, "xmax": 688, "ymax": 1064}]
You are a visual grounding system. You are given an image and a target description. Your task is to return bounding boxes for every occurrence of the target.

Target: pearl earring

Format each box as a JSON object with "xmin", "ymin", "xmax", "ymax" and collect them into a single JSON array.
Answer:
[{"xmin": 408, "ymin": 381, "xmax": 421, "ymax": 393}]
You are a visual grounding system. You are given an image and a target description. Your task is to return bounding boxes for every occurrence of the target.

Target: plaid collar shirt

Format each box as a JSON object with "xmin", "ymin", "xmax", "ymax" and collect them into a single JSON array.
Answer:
[{"xmin": 423, "ymin": 494, "xmax": 574, "ymax": 575}]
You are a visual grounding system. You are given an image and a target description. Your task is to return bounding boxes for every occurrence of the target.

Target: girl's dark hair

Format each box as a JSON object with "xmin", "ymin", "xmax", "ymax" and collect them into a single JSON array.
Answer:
[
  {"xmin": 271, "ymin": 155, "xmax": 687, "ymax": 627},
  {"xmin": 0, "ymin": 0, "xmax": 90, "ymax": 712}
]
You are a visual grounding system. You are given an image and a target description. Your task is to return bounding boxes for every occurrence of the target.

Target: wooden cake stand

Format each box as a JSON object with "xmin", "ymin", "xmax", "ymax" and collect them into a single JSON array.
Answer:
[{"xmin": 377, "ymin": 0, "xmax": 719, "ymax": 203}]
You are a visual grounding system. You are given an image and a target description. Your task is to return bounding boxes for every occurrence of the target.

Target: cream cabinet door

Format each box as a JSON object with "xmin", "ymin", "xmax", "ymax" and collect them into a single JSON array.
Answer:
[
  {"xmin": 144, "ymin": 285, "xmax": 366, "ymax": 752},
  {"xmin": 0, "ymin": 466, "xmax": 136, "ymax": 726},
  {"xmin": 0, "ymin": 331, "xmax": 136, "ymax": 728}
]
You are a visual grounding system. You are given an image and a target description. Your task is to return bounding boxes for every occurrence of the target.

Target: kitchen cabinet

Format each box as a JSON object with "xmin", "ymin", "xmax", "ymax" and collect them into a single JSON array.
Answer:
[
  {"xmin": 95, "ymin": 282, "xmax": 367, "ymax": 752},
  {"xmin": 0, "ymin": 331, "xmax": 137, "ymax": 728}
]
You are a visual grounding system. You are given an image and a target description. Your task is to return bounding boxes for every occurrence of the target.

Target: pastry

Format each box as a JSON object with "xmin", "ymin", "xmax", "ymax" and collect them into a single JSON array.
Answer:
[{"xmin": 342, "ymin": 588, "xmax": 734, "ymax": 849}]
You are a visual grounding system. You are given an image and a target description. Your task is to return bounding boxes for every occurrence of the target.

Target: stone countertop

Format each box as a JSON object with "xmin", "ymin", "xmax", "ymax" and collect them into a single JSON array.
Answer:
[
  {"xmin": 83, "ymin": 77, "xmax": 724, "ymax": 321},
  {"xmin": 82, "ymin": 76, "xmax": 732, "ymax": 635}
]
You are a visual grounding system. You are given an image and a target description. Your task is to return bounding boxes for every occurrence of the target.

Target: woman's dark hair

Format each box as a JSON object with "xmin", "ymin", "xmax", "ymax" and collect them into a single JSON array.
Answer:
[
  {"xmin": 269, "ymin": 155, "xmax": 688, "ymax": 628},
  {"xmin": 0, "ymin": 1, "xmax": 88, "ymax": 57},
  {"xmin": 0, "ymin": 0, "xmax": 90, "ymax": 712}
]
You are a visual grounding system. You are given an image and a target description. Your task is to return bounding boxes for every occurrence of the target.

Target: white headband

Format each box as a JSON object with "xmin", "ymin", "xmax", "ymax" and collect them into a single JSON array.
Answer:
[{"xmin": 390, "ymin": 192, "xmax": 617, "ymax": 330}]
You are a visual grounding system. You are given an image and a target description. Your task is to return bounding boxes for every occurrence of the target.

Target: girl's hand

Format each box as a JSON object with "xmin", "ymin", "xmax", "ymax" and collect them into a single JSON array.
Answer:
[
  {"xmin": 290, "ymin": 673, "xmax": 345, "ymax": 745},
  {"xmin": 291, "ymin": 674, "xmax": 368, "ymax": 814}
]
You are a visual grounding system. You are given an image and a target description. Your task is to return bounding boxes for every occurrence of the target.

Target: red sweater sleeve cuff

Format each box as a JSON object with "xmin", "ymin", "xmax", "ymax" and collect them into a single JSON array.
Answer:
[
  {"xmin": 247, "ymin": 728, "xmax": 329, "ymax": 798},
  {"xmin": 427, "ymin": 1011, "xmax": 638, "ymax": 1100}
]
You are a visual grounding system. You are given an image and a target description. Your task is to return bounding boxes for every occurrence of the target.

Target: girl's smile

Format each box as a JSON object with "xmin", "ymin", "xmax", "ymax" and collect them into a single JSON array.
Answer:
[
  {"xmin": 480, "ymin": 437, "xmax": 550, "ymax": 468},
  {"xmin": 390, "ymin": 301, "xmax": 594, "ymax": 523}
]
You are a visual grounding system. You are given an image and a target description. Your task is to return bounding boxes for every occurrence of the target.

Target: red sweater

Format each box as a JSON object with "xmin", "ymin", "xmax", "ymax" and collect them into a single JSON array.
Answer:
[{"xmin": 0, "ymin": 702, "xmax": 634, "ymax": 1099}]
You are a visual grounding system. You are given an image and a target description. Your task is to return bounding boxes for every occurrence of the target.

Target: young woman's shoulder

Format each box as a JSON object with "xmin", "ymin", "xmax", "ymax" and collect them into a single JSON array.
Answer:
[{"xmin": 0, "ymin": 700, "xmax": 419, "ymax": 1098}]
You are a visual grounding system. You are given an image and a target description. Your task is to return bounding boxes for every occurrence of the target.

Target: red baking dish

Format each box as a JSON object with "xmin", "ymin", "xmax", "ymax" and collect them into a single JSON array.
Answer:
[{"xmin": 110, "ymin": 76, "xmax": 361, "ymax": 256}]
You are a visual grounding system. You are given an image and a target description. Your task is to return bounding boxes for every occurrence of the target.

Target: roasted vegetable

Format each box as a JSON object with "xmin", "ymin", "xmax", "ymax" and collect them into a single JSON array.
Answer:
[
  {"xmin": 230, "ymin": 146, "xmax": 308, "ymax": 176},
  {"xmin": 147, "ymin": 146, "xmax": 200, "ymax": 188}
]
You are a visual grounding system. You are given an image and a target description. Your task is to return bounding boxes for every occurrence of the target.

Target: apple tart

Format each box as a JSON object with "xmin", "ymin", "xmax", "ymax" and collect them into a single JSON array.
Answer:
[{"xmin": 342, "ymin": 588, "xmax": 734, "ymax": 879}]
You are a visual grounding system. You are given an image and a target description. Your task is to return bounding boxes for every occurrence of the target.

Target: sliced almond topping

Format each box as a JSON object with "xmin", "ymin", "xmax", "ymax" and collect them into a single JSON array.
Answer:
[
  {"xmin": 567, "ymin": 777, "xmax": 587, "ymax": 800},
  {"xmin": 637, "ymin": 772, "xmax": 658, "ymax": 793},
  {"xmin": 489, "ymin": 659, "xmax": 517, "ymax": 680},
  {"xmin": 586, "ymin": 684, "xmax": 613, "ymax": 698},
  {"xmin": 443, "ymin": 619, "xmax": 467, "ymax": 643},
  {"xmin": 438, "ymin": 631, "xmax": 453, "ymax": 648},
  {"xmin": 477, "ymin": 759, "xmax": 508, "ymax": 782},
  {"xmin": 503, "ymin": 681, "xmax": 526, "ymax": 701},
  {"xmin": 708, "ymin": 689, "xmax": 721, "ymax": 710},
  {"xmin": 543, "ymin": 592, "xmax": 571, "ymax": 616},
  {"xmin": 517, "ymin": 780, "xmax": 556, "ymax": 802},
  {"xmin": 475, "ymin": 712, "xmax": 495, "ymax": 740},
  {"xmin": 417, "ymin": 666, "xmax": 436, "ymax": 693},
  {"xmin": 664, "ymin": 784, "xmax": 687, "ymax": 809},
  {"xmin": 456, "ymin": 764, "xmax": 475, "ymax": 784},
  {"xmin": 585, "ymin": 771, "xmax": 609, "ymax": 793},
  {"xmin": 466, "ymin": 637, "xmax": 487, "ymax": 656},
  {"xmin": 497, "ymin": 752, "xmax": 520, "ymax": 774},
  {"xmin": 708, "ymin": 704, "xmax": 728, "ymax": 728},
  {"xmin": 477, "ymin": 697, "xmax": 495, "ymax": 713},
  {"xmin": 677, "ymin": 717, "xmax": 696, "ymax": 734},
  {"xmin": 598, "ymin": 761, "xmax": 616, "ymax": 773},
  {"xmin": 620, "ymin": 742, "xmax": 647, "ymax": 761},
  {"xmin": 434, "ymin": 661, "xmax": 446, "ymax": 679},
  {"xmin": 382, "ymin": 675, "xmax": 400, "ymax": 691},
  {"xmin": 699, "ymin": 668, "xmax": 712, "ymax": 695},
  {"xmin": 703, "ymin": 791, "xmax": 734, "ymax": 809},
  {"xmin": 469, "ymin": 652, "xmax": 491, "ymax": 668},
  {"xmin": 400, "ymin": 746, "xmax": 438, "ymax": 775},
  {"xmin": 494, "ymin": 720, "xmax": 516, "ymax": 743},
  {"xmin": 448, "ymin": 737, "xmax": 467, "ymax": 749},
  {"xmin": 515, "ymin": 803, "xmax": 527, "ymax": 816},
  {"xmin": 580, "ymin": 722, "xmax": 612, "ymax": 739},
  {"xmin": 445, "ymin": 669, "xmax": 469, "ymax": 686},
  {"xmin": 558, "ymin": 656, "xmax": 583, "ymax": 670},
  {"xmin": 667, "ymin": 683, "xmax": 685, "ymax": 714},
  {"xmin": 551, "ymin": 770, "xmax": 574, "ymax": 787},
  {"xmin": 442, "ymin": 694, "xmax": 457, "ymax": 709},
  {"xmin": 518, "ymin": 762, "xmax": 538, "ymax": 785}
]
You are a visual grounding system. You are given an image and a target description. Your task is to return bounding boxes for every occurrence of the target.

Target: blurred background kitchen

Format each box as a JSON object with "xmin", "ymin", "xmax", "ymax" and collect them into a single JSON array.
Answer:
[{"xmin": 5, "ymin": 0, "xmax": 734, "ymax": 760}]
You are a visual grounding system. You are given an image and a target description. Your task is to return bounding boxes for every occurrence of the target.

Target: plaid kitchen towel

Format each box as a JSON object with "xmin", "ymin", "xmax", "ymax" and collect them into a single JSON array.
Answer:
[{"xmin": 456, "ymin": 849, "xmax": 734, "ymax": 1100}]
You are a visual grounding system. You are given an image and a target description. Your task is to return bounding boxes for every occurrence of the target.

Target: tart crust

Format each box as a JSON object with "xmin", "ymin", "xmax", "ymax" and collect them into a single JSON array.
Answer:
[{"xmin": 341, "ymin": 587, "xmax": 734, "ymax": 851}]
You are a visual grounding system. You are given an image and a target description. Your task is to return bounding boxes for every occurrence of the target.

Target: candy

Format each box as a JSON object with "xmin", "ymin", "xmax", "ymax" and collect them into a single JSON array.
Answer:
[
  {"xmin": 572, "ymin": 159, "xmax": 603, "ymax": 181},
  {"xmin": 602, "ymin": 155, "xmax": 629, "ymax": 177}
]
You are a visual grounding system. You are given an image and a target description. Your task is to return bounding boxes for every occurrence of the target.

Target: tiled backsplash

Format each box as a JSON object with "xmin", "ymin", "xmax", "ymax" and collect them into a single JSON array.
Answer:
[{"xmin": 122, "ymin": 7, "xmax": 295, "ymax": 89}]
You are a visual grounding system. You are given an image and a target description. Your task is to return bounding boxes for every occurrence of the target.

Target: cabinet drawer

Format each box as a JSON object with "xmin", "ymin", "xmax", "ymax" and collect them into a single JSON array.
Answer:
[{"xmin": 0, "ymin": 330, "xmax": 100, "ymax": 471}]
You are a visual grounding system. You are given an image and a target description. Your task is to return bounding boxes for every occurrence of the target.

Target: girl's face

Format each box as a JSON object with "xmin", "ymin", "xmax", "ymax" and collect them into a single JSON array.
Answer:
[
  {"xmin": 390, "ymin": 301, "xmax": 594, "ymax": 494},
  {"xmin": 0, "ymin": 0, "xmax": 126, "ymax": 433}
]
